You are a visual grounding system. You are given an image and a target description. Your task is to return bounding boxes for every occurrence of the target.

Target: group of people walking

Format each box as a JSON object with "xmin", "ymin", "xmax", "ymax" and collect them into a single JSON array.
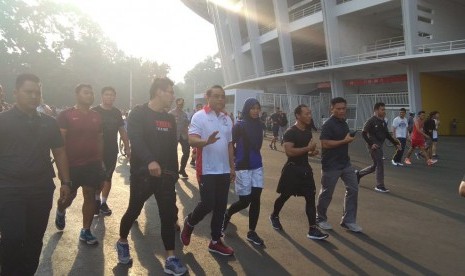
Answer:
[{"xmin": 0, "ymin": 73, "xmax": 442, "ymax": 276}]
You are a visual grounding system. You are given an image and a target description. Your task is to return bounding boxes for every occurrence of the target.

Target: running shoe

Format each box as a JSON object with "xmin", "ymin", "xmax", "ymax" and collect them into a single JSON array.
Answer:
[
  {"xmin": 391, "ymin": 160, "xmax": 399, "ymax": 166},
  {"xmin": 317, "ymin": 221, "xmax": 333, "ymax": 230},
  {"xmin": 55, "ymin": 211, "xmax": 66, "ymax": 231},
  {"xmin": 190, "ymin": 160, "xmax": 196, "ymax": 168},
  {"xmin": 415, "ymin": 152, "xmax": 424, "ymax": 160},
  {"xmin": 427, "ymin": 159, "xmax": 438, "ymax": 166},
  {"xmin": 246, "ymin": 231, "xmax": 264, "ymax": 246},
  {"xmin": 404, "ymin": 158, "xmax": 412, "ymax": 165},
  {"xmin": 273, "ymin": 145, "xmax": 277, "ymax": 150},
  {"xmin": 375, "ymin": 186, "xmax": 390, "ymax": 193},
  {"xmin": 340, "ymin": 222, "xmax": 363, "ymax": 233},
  {"xmin": 397, "ymin": 162, "xmax": 404, "ymax": 166},
  {"xmin": 100, "ymin": 202, "xmax": 112, "ymax": 216},
  {"xmin": 208, "ymin": 240, "xmax": 234, "ymax": 256},
  {"xmin": 269, "ymin": 215, "xmax": 283, "ymax": 230},
  {"xmin": 180, "ymin": 216, "xmax": 194, "ymax": 246},
  {"xmin": 116, "ymin": 241, "xmax": 132, "ymax": 265},
  {"xmin": 179, "ymin": 170, "xmax": 188, "ymax": 178},
  {"xmin": 79, "ymin": 229, "xmax": 98, "ymax": 245},
  {"xmin": 164, "ymin": 256, "xmax": 187, "ymax": 276},
  {"xmin": 307, "ymin": 226, "xmax": 329, "ymax": 240},
  {"xmin": 269, "ymin": 144, "xmax": 273, "ymax": 150}
]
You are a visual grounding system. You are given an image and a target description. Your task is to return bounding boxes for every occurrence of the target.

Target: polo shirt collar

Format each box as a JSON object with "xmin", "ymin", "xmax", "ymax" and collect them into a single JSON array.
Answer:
[
  {"xmin": 12, "ymin": 105, "xmax": 41, "ymax": 119},
  {"xmin": 204, "ymin": 105, "xmax": 227, "ymax": 116}
]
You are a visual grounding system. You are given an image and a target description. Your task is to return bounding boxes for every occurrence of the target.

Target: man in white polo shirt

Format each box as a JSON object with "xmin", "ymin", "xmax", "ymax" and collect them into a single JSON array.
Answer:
[{"xmin": 180, "ymin": 85, "xmax": 236, "ymax": 256}]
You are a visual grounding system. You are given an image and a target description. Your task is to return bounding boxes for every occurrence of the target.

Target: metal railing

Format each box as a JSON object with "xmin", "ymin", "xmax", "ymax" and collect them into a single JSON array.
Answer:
[
  {"xmin": 259, "ymin": 24, "xmax": 275, "ymax": 35},
  {"xmin": 289, "ymin": 2, "xmax": 322, "ymax": 22},
  {"xmin": 257, "ymin": 92, "xmax": 409, "ymax": 130},
  {"xmin": 337, "ymin": 46, "xmax": 406, "ymax": 64},
  {"xmin": 416, "ymin": 39, "xmax": 465, "ymax": 54},
  {"xmin": 366, "ymin": 36, "xmax": 404, "ymax": 51},
  {"xmin": 336, "ymin": 0, "xmax": 353, "ymax": 4},
  {"xmin": 293, "ymin": 60, "xmax": 329, "ymax": 71}
]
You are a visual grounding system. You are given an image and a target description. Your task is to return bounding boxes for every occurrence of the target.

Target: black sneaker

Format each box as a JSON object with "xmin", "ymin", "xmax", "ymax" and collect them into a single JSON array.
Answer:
[
  {"xmin": 247, "ymin": 231, "xmax": 264, "ymax": 246},
  {"xmin": 374, "ymin": 186, "xmax": 390, "ymax": 193},
  {"xmin": 100, "ymin": 202, "xmax": 112, "ymax": 216},
  {"xmin": 94, "ymin": 200, "xmax": 101, "ymax": 216},
  {"xmin": 269, "ymin": 144, "xmax": 273, "ymax": 150},
  {"xmin": 269, "ymin": 215, "xmax": 283, "ymax": 230},
  {"xmin": 222, "ymin": 213, "xmax": 231, "ymax": 233},
  {"xmin": 307, "ymin": 226, "xmax": 329, "ymax": 240},
  {"xmin": 179, "ymin": 170, "xmax": 188, "ymax": 178}
]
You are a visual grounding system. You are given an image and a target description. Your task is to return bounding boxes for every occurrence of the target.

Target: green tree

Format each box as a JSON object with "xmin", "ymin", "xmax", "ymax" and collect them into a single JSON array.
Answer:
[{"xmin": 0, "ymin": 0, "xmax": 170, "ymax": 109}]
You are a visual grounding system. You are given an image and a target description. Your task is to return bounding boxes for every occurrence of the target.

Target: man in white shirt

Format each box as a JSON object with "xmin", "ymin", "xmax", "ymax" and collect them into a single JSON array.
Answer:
[
  {"xmin": 180, "ymin": 85, "xmax": 236, "ymax": 256},
  {"xmin": 391, "ymin": 108, "xmax": 408, "ymax": 166}
]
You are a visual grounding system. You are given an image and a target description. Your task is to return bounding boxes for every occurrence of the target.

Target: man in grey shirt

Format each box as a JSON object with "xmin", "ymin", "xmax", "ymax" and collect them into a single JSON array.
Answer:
[
  {"xmin": 169, "ymin": 98, "xmax": 190, "ymax": 178},
  {"xmin": 316, "ymin": 97, "xmax": 362, "ymax": 233}
]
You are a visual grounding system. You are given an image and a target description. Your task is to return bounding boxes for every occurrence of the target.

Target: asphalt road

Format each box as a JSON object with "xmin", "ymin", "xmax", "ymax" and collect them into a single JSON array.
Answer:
[{"xmin": 35, "ymin": 134, "xmax": 465, "ymax": 275}]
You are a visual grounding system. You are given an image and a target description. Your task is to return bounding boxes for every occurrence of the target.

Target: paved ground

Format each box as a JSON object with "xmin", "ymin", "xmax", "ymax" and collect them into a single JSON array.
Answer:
[{"xmin": 35, "ymin": 134, "xmax": 465, "ymax": 275}]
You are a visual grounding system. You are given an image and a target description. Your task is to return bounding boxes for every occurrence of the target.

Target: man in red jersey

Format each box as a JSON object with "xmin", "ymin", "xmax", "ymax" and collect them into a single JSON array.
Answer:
[{"xmin": 55, "ymin": 84, "xmax": 104, "ymax": 245}]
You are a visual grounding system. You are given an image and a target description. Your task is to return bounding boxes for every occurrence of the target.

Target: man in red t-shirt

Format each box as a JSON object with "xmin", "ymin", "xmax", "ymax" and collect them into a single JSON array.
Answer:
[{"xmin": 55, "ymin": 84, "xmax": 104, "ymax": 245}]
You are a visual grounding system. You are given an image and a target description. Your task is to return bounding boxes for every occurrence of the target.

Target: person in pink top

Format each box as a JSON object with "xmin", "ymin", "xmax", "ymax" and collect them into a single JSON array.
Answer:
[{"xmin": 404, "ymin": 111, "xmax": 436, "ymax": 166}]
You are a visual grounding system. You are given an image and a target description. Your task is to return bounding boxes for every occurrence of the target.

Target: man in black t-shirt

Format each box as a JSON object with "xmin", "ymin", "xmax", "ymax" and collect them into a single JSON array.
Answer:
[
  {"xmin": 0, "ymin": 74, "xmax": 71, "ymax": 275},
  {"xmin": 116, "ymin": 77, "xmax": 187, "ymax": 275},
  {"xmin": 316, "ymin": 97, "xmax": 362, "ymax": 233},
  {"xmin": 92, "ymin": 86, "xmax": 130, "ymax": 215},
  {"xmin": 269, "ymin": 105, "xmax": 329, "ymax": 240}
]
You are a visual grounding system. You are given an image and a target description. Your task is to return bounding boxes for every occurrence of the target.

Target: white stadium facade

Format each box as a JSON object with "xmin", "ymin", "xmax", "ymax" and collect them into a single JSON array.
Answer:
[{"xmin": 182, "ymin": 0, "xmax": 465, "ymax": 134}]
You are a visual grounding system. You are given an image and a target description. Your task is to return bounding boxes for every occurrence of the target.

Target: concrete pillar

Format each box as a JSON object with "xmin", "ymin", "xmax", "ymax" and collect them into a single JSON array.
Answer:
[
  {"xmin": 406, "ymin": 65, "xmax": 422, "ymax": 112},
  {"xmin": 227, "ymin": 12, "xmax": 247, "ymax": 81},
  {"xmin": 244, "ymin": 0, "xmax": 265, "ymax": 78},
  {"xmin": 272, "ymin": 0, "xmax": 295, "ymax": 72},
  {"xmin": 329, "ymin": 72, "xmax": 344, "ymax": 98},
  {"xmin": 321, "ymin": 0, "xmax": 341, "ymax": 65},
  {"xmin": 401, "ymin": 0, "xmax": 419, "ymax": 55},
  {"xmin": 209, "ymin": 3, "xmax": 235, "ymax": 84}
]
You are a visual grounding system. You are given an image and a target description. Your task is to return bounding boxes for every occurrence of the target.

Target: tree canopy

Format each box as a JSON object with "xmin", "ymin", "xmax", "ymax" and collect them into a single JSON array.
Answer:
[{"xmin": 0, "ymin": 0, "xmax": 169, "ymax": 109}]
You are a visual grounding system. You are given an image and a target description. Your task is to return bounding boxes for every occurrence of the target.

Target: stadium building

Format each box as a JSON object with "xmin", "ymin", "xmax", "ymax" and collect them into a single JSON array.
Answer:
[{"xmin": 183, "ymin": 0, "xmax": 465, "ymax": 134}]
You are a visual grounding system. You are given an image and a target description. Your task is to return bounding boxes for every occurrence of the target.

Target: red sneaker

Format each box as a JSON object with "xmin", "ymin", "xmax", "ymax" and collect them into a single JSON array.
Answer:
[
  {"xmin": 180, "ymin": 217, "xmax": 194, "ymax": 246},
  {"xmin": 208, "ymin": 240, "xmax": 234, "ymax": 256}
]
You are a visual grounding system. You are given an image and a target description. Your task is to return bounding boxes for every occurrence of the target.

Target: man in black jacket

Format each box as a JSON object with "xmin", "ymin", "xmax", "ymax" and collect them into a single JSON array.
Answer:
[{"xmin": 358, "ymin": 102, "xmax": 400, "ymax": 193}]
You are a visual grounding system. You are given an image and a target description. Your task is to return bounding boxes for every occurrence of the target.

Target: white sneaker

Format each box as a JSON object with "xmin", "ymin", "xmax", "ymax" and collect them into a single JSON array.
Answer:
[
  {"xmin": 340, "ymin": 222, "xmax": 363, "ymax": 233},
  {"xmin": 391, "ymin": 160, "xmax": 398, "ymax": 166},
  {"xmin": 317, "ymin": 221, "xmax": 333, "ymax": 230},
  {"xmin": 397, "ymin": 162, "xmax": 404, "ymax": 166}
]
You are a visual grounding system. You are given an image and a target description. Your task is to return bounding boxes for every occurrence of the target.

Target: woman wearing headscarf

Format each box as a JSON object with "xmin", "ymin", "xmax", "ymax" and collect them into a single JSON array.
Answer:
[{"xmin": 221, "ymin": 98, "xmax": 264, "ymax": 245}]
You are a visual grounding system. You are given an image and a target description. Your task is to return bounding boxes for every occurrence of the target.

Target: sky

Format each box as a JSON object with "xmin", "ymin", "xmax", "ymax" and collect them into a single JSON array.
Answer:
[{"xmin": 56, "ymin": 0, "xmax": 219, "ymax": 83}]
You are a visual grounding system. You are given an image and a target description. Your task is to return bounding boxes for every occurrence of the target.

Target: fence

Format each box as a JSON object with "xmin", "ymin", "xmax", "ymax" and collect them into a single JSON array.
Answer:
[{"xmin": 256, "ymin": 92, "xmax": 409, "ymax": 130}]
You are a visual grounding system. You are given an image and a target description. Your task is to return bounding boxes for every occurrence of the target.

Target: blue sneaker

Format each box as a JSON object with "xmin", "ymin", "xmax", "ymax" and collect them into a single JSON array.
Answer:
[
  {"xmin": 164, "ymin": 256, "xmax": 187, "ymax": 276},
  {"xmin": 55, "ymin": 211, "xmax": 66, "ymax": 231},
  {"xmin": 116, "ymin": 241, "xmax": 132, "ymax": 265},
  {"xmin": 79, "ymin": 229, "xmax": 98, "ymax": 245}
]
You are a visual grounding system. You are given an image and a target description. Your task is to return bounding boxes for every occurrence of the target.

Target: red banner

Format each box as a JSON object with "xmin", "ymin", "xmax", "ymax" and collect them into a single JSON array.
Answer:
[{"xmin": 317, "ymin": 75, "xmax": 407, "ymax": 88}]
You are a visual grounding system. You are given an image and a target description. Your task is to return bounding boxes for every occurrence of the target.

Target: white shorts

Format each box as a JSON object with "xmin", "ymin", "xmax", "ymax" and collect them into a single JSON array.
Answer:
[{"xmin": 235, "ymin": 167, "xmax": 264, "ymax": 196}]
